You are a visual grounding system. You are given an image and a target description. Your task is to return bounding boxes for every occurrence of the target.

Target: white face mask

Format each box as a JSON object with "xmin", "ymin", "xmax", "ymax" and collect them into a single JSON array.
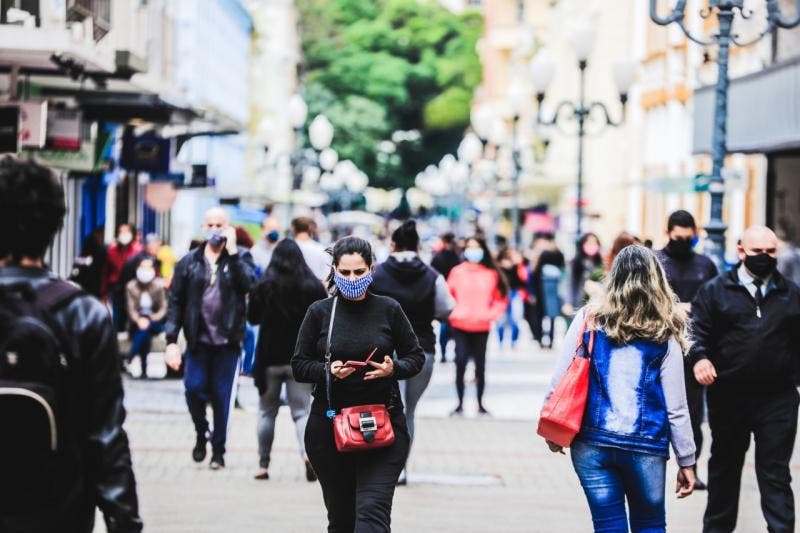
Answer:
[
  {"xmin": 136, "ymin": 267, "xmax": 156, "ymax": 284},
  {"xmin": 118, "ymin": 232, "xmax": 133, "ymax": 246}
]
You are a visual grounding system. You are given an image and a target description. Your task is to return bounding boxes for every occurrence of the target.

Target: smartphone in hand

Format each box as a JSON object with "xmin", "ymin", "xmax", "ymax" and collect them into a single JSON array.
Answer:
[{"xmin": 343, "ymin": 347, "xmax": 378, "ymax": 368}]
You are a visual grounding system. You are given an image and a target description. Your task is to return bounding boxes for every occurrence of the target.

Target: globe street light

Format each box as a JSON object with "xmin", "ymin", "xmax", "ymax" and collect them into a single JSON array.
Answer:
[
  {"xmin": 530, "ymin": 28, "xmax": 635, "ymax": 238},
  {"xmin": 650, "ymin": 0, "xmax": 800, "ymax": 266}
]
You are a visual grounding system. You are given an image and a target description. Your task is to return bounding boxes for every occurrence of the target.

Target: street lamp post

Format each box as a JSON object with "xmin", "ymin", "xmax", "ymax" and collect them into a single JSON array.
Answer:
[
  {"xmin": 530, "ymin": 29, "xmax": 635, "ymax": 239},
  {"xmin": 649, "ymin": 0, "xmax": 800, "ymax": 265}
]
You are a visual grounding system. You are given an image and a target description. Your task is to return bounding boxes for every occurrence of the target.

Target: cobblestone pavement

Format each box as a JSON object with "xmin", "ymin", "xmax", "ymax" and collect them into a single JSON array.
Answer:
[{"xmin": 99, "ymin": 332, "xmax": 800, "ymax": 532}]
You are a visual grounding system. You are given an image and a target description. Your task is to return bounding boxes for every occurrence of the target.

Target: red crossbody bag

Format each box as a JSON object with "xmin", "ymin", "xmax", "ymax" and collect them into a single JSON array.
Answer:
[{"xmin": 324, "ymin": 297, "xmax": 396, "ymax": 452}]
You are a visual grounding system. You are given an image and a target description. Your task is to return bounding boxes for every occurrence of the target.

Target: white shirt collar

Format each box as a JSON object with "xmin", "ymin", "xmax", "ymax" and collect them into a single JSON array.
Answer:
[{"xmin": 391, "ymin": 251, "xmax": 418, "ymax": 262}]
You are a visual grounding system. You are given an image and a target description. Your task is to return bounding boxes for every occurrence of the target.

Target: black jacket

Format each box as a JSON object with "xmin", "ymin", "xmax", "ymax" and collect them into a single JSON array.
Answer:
[
  {"xmin": 247, "ymin": 276, "xmax": 327, "ymax": 395},
  {"xmin": 371, "ymin": 256, "xmax": 440, "ymax": 353},
  {"xmin": 0, "ymin": 266, "xmax": 141, "ymax": 533},
  {"xmin": 655, "ymin": 248, "xmax": 718, "ymax": 303},
  {"xmin": 689, "ymin": 267, "xmax": 800, "ymax": 391},
  {"xmin": 165, "ymin": 245, "xmax": 256, "ymax": 350},
  {"xmin": 431, "ymin": 249, "xmax": 460, "ymax": 279}
]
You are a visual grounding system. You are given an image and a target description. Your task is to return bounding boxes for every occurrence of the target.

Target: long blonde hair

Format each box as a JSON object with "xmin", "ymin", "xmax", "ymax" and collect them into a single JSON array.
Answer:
[{"xmin": 593, "ymin": 245, "xmax": 690, "ymax": 352}]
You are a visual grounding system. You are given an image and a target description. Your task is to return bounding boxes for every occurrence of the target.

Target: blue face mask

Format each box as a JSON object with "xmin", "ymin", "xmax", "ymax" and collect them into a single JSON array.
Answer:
[
  {"xmin": 266, "ymin": 230, "xmax": 280, "ymax": 243},
  {"xmin": 334, "ymin": 272, "xmax": 373, "ymax": 299},
  {"xmin": 464, "ymin": 248, "xmax": 484, "ymax": 264},
  {"xmin": 205, "ymin": 228, "xmax": 226, "ymax": 248}
]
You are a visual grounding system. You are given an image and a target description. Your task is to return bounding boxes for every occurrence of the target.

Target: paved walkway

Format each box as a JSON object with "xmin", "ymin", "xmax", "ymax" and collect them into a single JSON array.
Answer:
[{"xmin": 99, "ymin": 333, "xmax": 800, "ymax": 532}]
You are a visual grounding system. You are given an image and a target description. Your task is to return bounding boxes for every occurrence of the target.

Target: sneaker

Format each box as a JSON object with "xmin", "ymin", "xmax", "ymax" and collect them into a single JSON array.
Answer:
[
  {"xmin": 449, "ymin": 406, "xmax": 464, "ymax": 417},
  {"xmin": 477, "ymin": 406, "xmax": 491, "ymax": 416},
  {"xmin": 254, "ymin": 467, "xmax": 269, "ymax": 480},
  {"xmin": 305, "ymin": 460, "xmax": 317, "ymax": 482},
  {"xmin": 210, "ymin": 453, "xmax": 225, "ymax": 470},
  {"xmin": 192, "ymin": 434, "xmax": 207, "ymax": 463}
]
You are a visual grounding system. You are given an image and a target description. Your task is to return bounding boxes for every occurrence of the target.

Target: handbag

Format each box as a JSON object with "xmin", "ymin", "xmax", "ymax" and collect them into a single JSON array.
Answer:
[
  {"xmin": 537, "ymin": 311, "xmax": 595, "ymax": 448},
  {"xmin": 324, "ymin": 297, "xmax": 396, "ymax": 453}
]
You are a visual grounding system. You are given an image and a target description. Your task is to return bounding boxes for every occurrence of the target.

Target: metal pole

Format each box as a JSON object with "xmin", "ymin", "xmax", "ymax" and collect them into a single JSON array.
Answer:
[
  {"xmin": 576, "ymin": 60, "xmax": 588, "ymax": 239},
  {"xmin": 706, "ymin": 8, "xmax": 733, "ymax": 267},
  {"xmin": 511, "ymin": 115, "xmax": 521, "ymax": 249}
]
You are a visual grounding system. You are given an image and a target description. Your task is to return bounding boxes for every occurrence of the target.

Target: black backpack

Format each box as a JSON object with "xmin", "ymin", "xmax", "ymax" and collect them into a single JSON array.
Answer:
[{"xmin": 0, "ymin": 279, "xmax": 82, "ymax": 513}]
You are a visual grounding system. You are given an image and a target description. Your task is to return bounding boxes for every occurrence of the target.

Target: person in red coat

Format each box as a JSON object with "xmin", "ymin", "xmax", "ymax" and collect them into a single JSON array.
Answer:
[
  {"xmin": 447, "ymin": 236, "xmax": 508, "ymax": 415},
  {"xmin": 102, "ymin": 223, "xmax": 142, "ymax": 331}
]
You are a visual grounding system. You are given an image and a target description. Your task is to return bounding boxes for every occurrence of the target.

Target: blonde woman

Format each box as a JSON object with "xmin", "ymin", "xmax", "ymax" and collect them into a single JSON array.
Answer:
[{"xmin": 544, "ymin": 245, "xmax": 696, "ymax": 532}]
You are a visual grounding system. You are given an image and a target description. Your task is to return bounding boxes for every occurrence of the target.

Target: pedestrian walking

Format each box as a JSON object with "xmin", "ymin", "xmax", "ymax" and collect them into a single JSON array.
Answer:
[
  {"xmin": 101, "ymin": 222, "xmax": 142, "ymax": 332},
  {"xmin": 544, "ymin": 245, "xmax": 696, "ymax": 532},
  {"xmin": 655, "ymin": 210, "xmax": 717, "ymax": 490},
  {"xmin": 251, "ymin": 216, "xmax": 281, "ymax": 275},
  {"xmin": 496, "ymin": 247, "xmax": 528, "ymax": 350},
  {"xmin": 563, "ymin": 232, "xmax": 603, "ymax": 319},
  {"xmin": 164, "ymin": 206, "xmax": 256, "ymax": 470},
  {"xmin": 292, "ymin": 236, "xmax": 424, "ymax": 532},
  {"xmin": 292, "ymin": 216, "xmax": 331, "ymax": 281},
  {"xmin": 371, "ymin": 220, "xmax": 454, "ymax": 483},
  {"xmin": 70, "ymin": 226, "xmax": 107, "ymax": 297},
  {"xmin": 125, "ymin": 257, "xmax": 167, "ymax": 379},
  {"xmin": 777, "ymin": 228, "xmax": 800, "ymax": 286},
  {"xmin": 447, "ymin": 236, "xmax": 508, "ymax": 415},
  {"xmin": 532, "ymin": 235, "xmax": 565, "ymax": 348},
  {"xmin": 0, "ymin": 157, "xmax": 142, "ymax": 532},
  {"xmin": 690, "ymin": 225, "xmax": 800, "ymax": 533},
  {"xmin": 431, "ymin": 232, "xmax": 461, "ymax": 362},
  {"xmin": 248, "ymin": 239, "xmax": 327, "ymax": 482}
]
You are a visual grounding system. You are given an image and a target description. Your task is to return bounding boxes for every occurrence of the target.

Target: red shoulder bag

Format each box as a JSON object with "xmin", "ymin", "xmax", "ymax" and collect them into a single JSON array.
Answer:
[
  {"xmin": 537, "ymin": 311, "xmax": 595, "ymax": 448},
  {"xmin": 324, "ymin": 297, "xmax": 395, "ymax": 452}
]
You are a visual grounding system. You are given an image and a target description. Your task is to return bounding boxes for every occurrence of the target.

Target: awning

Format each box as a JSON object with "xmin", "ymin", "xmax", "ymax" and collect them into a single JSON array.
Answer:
[{"xmin": 693, "ymin": 56, "xmax": 800, "ymax": 154}]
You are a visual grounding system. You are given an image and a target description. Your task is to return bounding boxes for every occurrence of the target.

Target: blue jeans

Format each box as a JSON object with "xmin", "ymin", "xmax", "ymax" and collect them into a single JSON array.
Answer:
[
  {"xmin": 571, "ymin": 440, "xmax": 667, "ymax": 533},
  {"xmin": 128, "ymin": 320, "xmax": 164, "ymax": 376},
  {"xmin": 497, "ymin": 289, "xmax": 521, "ymax": 346},
  {"xmin": 184, "ymin": 343, "xmax": 240, "ymax": 454}
]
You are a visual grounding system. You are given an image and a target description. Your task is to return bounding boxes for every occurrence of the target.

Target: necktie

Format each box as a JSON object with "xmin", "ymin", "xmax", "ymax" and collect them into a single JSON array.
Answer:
[{"xmin": 753, "ymin": 278, "xmax": 763, "ymax": 318}]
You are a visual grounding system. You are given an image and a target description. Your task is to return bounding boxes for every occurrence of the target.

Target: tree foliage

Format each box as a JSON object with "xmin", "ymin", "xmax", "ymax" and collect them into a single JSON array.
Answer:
[{"xmin": 296, "ymin": 0, "xmax": 482, "ymax": 190}]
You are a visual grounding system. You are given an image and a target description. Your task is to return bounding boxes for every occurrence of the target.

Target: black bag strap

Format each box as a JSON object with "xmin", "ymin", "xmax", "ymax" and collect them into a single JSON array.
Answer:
[{"xmin": 324, "ymin": 296, "xmax": 338, "ymax": 420}]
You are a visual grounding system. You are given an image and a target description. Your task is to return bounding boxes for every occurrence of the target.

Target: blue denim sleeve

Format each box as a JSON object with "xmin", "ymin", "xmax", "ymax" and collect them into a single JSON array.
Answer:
[{"xmin": 661, "ymin": 337, "xmax": 697, "ymax": 467}]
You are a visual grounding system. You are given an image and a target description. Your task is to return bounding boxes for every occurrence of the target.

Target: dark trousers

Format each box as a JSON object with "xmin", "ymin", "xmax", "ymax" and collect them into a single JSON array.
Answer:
[
  {"xmin": 128, "ymin": 320, "xmax": 164, "ymax": 376},
  {"xmin": 452, "ymin": 328, "xmax": 489, "ymax": 407},
  {"xmin": 438, "ymin": 321, "xmax": 451, "ymax": 361},
  {"xmin": 704, "ymin": 386, "xmax": 799, "ymax": 533},
  {"xmin": 684, "ymin": 361, "xmax": 705, "ymax": 461},
  {"xmin": 183, "ymin": 343, "xmax": 240, "ymax": 454},
  {"xmin": 110, "ymin": 289, "xmax": 128, "ymax": 332},
  {"xmin": 305, "ymin": 411, "xmax": 410, "ymax": 533}
]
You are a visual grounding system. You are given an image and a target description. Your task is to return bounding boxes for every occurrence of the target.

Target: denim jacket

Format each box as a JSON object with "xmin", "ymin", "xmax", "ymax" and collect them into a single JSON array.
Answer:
[
  {"xmin": 579, "ymin": 330, "xmax": 672, "ymax": 457},
  {"xmin": 546, "ymin": 308, "xmax": 696, "ymax": 467}
]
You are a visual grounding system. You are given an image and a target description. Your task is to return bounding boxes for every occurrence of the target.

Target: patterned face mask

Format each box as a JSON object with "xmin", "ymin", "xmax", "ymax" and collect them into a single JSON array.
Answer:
[{"xmin": 334, "ymin": 272, "xmax": 373, "ymax": 299}]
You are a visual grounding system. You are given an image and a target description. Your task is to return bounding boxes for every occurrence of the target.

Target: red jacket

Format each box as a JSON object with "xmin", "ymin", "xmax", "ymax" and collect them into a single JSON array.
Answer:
[
  {"xmin": 101, "ymin": 242, "xmax": 141, "ymax": 298},
  {"xmin": 447, "ymin": 262, "xmax": 508, "ymax": 333}
]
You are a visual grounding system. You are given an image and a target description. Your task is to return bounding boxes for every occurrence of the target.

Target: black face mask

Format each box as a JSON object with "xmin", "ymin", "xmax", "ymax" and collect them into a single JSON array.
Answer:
[
  {"xmin": 666, "ymin": 238, "xmax": 694, "ymax": 259},
  {"xmin": 744, "ymin": 253, "xmax": 777, "ymax": 279}
]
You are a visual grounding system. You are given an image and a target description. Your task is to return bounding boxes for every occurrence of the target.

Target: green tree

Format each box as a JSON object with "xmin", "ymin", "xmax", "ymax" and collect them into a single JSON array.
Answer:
[{"xmin": 296, "ymin": 0, "xmax": 482, "ymax": 190}]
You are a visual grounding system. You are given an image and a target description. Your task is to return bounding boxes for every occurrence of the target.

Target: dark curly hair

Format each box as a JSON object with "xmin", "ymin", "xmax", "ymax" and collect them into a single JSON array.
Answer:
[{"xmin": 0, "ymin": 157, "xmax": 66, "ymax": 261}]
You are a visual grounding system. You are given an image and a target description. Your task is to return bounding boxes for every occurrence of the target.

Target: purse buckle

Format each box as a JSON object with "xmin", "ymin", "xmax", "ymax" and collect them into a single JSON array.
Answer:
[{"xmin": 359, "ymin": 413, "xmax": 377, "ymax": 433}]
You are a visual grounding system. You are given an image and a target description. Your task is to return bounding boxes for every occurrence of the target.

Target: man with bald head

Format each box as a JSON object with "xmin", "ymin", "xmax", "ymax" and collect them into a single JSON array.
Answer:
[
  {"xmin": 690, "ymin": 225, "xmax": 800, "ymax": 532},
  {"xmin": 164, "ymin": 206, "xmax": 256, "ymax": 470}
]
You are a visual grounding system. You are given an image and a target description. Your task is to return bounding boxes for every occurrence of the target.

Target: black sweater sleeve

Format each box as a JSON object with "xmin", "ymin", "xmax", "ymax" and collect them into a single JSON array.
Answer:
[
  {"xmin": 292, "ymin": 302, "xmax": 326, "ymax": 384},
  {"xmin": 390, "ymin": 303, "xmax": 425, "ymax": 380}
]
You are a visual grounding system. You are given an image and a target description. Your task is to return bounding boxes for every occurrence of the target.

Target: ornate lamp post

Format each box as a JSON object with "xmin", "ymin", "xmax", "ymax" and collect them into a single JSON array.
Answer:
[
  {"xmin": 650, "ymin": 0, "xmax": 800, "ymax": 265},
  {"xmin": 530, "ymin": 26, "xmax": 636, "ymax": 238}
]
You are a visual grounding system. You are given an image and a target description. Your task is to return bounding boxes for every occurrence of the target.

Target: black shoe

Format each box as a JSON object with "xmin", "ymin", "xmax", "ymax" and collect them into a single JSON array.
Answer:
[
  {"xmin": 450, "ymin": 406, "xmax": 464, "ymax": 417},
  {"xmin": 192, "ymin": 434, "xmax": 207, "ymax": 463},
  {"xmin": 694, "ymin": 477, "xmax": 707, "ymax": 491},
  {"xmin": 396, "ymin": 470, "xmax": 408, "ymax": 486},
  {"xmin": 305, "ymin": 460, "xmax": 317, "ymax": 482},
  {"xmin": 210, "ymin": 453, "xmax": 225, "ymax": 470},
  {"xmin": 478, "ymin": 406, "xmax": 491, "ymax": 416}
]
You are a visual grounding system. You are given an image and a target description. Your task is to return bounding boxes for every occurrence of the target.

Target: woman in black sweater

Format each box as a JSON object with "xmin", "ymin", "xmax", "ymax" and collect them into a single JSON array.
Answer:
[
  {"xmin": 248, "ymin": 239, "xmax": 327, "ymax": 481},
  {"xmin": 292, "ymin": 236, "xmax": 424, "ymax": 532}
]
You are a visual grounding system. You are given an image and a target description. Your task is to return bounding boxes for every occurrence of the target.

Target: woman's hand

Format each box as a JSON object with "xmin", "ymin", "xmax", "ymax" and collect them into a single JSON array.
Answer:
[
  {"xmin": 364, "ymin": 355, "xmax": 394, "ymax": 380},
  {"xmin": 331, "ymin": 360, "xmax": 356, "ymax": 380},
  {"xmin": 676, "ymin": 467, "xmax": 696, "ymax": 498},
  {"xmin": 546, "ymin": 440, "xmax": 565, "ymax": 454}
]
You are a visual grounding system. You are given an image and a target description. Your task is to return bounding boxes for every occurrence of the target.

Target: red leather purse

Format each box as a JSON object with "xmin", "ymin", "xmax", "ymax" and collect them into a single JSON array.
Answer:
[
  {"xmin": 537, "ymin": 311, "xmax": 595, "ymax": 448},
  {"xmin": 324, "ymin": 298, "xmax": 396, "ymax": 453}
]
